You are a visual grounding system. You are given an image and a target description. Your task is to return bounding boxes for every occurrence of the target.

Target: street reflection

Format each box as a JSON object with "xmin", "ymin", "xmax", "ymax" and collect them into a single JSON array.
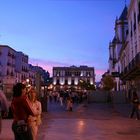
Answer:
[{"xmin": 77, "ymin": 120, "xmax": 85, "ymax": 134}]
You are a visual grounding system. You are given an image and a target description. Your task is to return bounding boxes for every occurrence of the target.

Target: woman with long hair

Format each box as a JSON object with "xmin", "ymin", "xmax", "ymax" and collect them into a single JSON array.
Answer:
[{"xmin": 28, "ymin": 87, "xmax": 42, "ymax": 140}]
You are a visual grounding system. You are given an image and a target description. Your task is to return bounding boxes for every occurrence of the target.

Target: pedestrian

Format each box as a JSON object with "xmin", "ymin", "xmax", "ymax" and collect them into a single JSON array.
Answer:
[
  {"xmin": 48, "ymin": 91, "xmax": 53, "ymax": 103},
  {"xmin": 0, "ymin": 89, "xmax": 9, "ymax": 134},
  {"xmin": 59, "ymin": 91, "xmax": 64, "ymax": 106},
  {"xmin": 130, "ymin": 91, "xmax": 140, "ymax": 120},
  {"xmin": 11, "ymin": 83, "xmax": 39, "ymax": 140},
  {"xmin": 28, "ymin": 87, "xmax": 42, "ymax": 140},
  {"xmin": 66, "ymin": 97, "xmax": 73, "ymax": 111}
]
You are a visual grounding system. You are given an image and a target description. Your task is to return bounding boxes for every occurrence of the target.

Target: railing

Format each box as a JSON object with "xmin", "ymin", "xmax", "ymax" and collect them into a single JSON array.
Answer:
[{"xmin": 121, "ymin": 52, "xmax": 140, "ymax": 79}]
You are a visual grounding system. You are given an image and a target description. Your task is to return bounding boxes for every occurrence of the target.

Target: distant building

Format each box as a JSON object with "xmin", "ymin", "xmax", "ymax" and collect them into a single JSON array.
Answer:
[
  {"xmin": 15, "ymin": 51, "xmax": 29, "ymax": 82},
  {"xmin": 0, "ymin": 45, "xmax": 50, "ymax": 99},
  {"xmin": 30, "ymin": 65, "xmax": 50, "ymax": 97},
  {"xmin": 53, "ymin": 65, "xmax": 95, "ymax": 91},
  {"xmin": 28, "ymin": 64, "xmax": 36, "ymax": 86}
]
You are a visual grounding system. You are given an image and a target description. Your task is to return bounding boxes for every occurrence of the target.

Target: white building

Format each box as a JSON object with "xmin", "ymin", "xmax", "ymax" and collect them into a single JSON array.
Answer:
[
  {"xmin": 53, "ymin": 65, "xmax": 95, "ymax": 91},
  {"xmin": 15, "ymin": 51, "xmax": 29, "ymax": 82},
  {"xmin": 28, "ymin": 64, "xmax": 36, "ymax": 86},
  {"xmin": 120, "ymin": 0, "xmax": 140, "ymax": 95},
  {"xmin": 109, "ymin": 6, "xmax": 128, "ymax": 91},
  {"xmin": 0, "ymin": 45, "xmax": 16, "ymax": 98}
]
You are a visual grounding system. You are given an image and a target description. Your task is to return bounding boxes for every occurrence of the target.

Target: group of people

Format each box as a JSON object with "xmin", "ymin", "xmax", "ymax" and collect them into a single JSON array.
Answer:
[
  {"xmin": 48, "ymin": 90, "xmax": 74, "ymax": 111},
  {"xmin": 11, "ymin": 83, "xmax": 42, "ymax": 140},
  {"xmin": 48, "ymin": 90, "xmax": 89, "ymax": 112}
]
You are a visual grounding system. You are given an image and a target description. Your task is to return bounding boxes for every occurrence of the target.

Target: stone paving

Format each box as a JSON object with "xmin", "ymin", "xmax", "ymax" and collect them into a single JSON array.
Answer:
[
  {"xmin": 0, "ymin": 102, "xmax": 140, "ymax": 140},
  {"xmin": 38, "ymin": 103, "xmax": 140, "ymax": 140}
]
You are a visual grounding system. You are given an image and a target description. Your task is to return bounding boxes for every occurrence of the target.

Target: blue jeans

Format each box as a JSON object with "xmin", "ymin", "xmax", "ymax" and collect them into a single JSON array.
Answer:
[{"xmin": 12, "ymin": 122, "xmax": 33, "ymax": 140}]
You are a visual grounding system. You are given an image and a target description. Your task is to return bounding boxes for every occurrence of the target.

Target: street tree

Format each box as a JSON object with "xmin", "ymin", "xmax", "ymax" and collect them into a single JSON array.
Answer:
[
  {"xmin": 102, "ymin": 75, "xmax": 116, "ymax": 102},
  {"xmin": 79, "ymin": 80, "xmax": 95, "ymax": 91},
  {"xmin": 102, "ymin": 75, "xmax": 115, "ymax": 91}
]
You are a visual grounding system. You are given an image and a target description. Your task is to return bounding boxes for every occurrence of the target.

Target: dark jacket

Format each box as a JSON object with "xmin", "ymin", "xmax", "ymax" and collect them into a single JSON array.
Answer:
[{"xmin": 11, "ymin": 95, "xmax": 35, "ymax": 123}]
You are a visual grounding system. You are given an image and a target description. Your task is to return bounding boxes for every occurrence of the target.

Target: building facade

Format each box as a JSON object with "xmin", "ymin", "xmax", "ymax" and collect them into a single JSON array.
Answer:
[
  {"xmin": 0, "ymin": 45, "xmax": 16, "ymax": 98},
  {"xmin": 108, "ymin": 0, "xmax": 140, "ymax": 98},
  {"xmin": 15, "ymin": 51, "xmax": 29, "ymax": 82},
  {"xmin": 0, "ymin": 45, "xmax": 50, "ymax": 99},
  {"xmin": 120, "ymin": 0, "xmax": 140, "ymax": 95},
  {"xmin": 28, "ymin": 64, "xmax": 36, "ymax": 86},
  {"xmin": 109, "ymin": 6, "xmax": 128, "ymax": 91},
  {"xmin": 53, "ymin": 65, "xmax": 95, "ymax": 91}
]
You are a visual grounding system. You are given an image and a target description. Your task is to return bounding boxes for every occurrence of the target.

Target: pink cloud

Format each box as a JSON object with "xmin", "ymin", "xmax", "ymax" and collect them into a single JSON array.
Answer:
[
  {"xmin": 29, "ymin": 58, "xmax": 70, "ymax": 76},
  {"xmin": 95, "ymin": 69, "xmax": 107, "ymax": 82},
  {"xmin": 95, "ymin": 69, "xmax": 106, "ymax": 75}
]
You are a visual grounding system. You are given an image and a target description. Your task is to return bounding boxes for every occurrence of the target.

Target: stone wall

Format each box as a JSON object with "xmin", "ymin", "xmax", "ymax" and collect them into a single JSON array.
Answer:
[{"xmin": 88, "ymin": 90, "xmax": 127, "ymax": 103}]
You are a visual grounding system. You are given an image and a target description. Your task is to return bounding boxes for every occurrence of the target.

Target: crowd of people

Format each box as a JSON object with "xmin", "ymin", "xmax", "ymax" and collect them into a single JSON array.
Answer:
[{"xmin": 48, "ymin": 90, "xmax": 88, "ymax": 111}]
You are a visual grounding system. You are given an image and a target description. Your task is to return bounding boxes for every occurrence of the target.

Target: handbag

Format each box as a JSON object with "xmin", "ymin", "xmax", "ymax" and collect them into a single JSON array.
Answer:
[{"xmin": 15, "ymin": 120, "xmax": 28, "ymax": 134}]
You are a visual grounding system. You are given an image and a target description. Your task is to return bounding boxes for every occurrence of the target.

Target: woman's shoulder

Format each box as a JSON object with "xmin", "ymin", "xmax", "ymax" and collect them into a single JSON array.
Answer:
[{"xmin": 35, "ymin": 100, "xmax": 41, "ymax": 105}]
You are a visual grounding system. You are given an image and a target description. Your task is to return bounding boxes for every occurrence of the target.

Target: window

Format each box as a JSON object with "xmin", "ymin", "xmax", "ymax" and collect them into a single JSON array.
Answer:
[
  {"xmin": 126, "ymin": 29, "xmax": 128, "ymax": 35},
  {"xmin": 131, "ymin": 21, "xmax": 133, "ymax": 37},
  {"xmin": 7, "ymin": 70, "xmax": 9, "ymax": 75},
  {"xmin": 135, "ymin": 44, "xmax": 137, "ymax": 54},
  {"xmin": 56, "ymin": 79, "xmax": 60, "ymax": 85},
  {"xmin": 134, "ymin": 12, "xmax": 136, "ymax": 31},
  {"xmin": 71, "ymin": 79, "xmax": 74, "ymax": 85},
  {"xmin": 138, "ymin": 2, "xmax": 140, "ymax": 22},
  {"xmin": 65, "ymin": 79, "xmax": 68, "ymax": 85}
]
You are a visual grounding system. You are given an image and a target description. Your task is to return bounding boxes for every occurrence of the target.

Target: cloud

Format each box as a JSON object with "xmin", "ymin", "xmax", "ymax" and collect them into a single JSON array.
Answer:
[
  {"xmin": 95, "ymin": 69, "xmax": 106, "ymax": 75},
  {"xmin": 95, "ymin": 69, "xmax": 107, "ymax": 82},
  {"xmin": 29, "ymin": 58, "xmax": 70, "ymax": 75}
]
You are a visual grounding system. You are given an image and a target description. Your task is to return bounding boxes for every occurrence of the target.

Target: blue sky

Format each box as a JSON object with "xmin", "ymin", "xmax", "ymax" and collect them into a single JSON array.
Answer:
[{"xmin": 0, "ymin": 0, "xmax": 130, "ymax": 81}]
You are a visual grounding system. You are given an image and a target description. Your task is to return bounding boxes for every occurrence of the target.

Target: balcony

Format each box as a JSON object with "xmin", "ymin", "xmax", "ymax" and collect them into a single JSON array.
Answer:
[
  {"xmin": 120, "ymin": 52, "xmax": 140, "ymax": 80},
  {"xmin": 138, "ymin": 14, "xmax": 140, "ymax": 23}
]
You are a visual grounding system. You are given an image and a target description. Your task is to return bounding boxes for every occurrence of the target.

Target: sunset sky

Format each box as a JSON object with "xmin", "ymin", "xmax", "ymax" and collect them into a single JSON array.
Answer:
[{"xmin": 0, "ymin": 0, "xmax": 130, "ymax": 81}]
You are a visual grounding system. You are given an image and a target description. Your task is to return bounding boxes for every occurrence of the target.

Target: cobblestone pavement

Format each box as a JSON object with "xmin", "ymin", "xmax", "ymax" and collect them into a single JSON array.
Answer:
[{"xmin": 0, "ymin": 102, "xmax": 140, "ymax": 140}]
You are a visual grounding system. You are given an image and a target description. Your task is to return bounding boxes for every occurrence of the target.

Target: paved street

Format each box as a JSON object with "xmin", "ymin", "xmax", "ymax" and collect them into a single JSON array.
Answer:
[{"xmin": 0, "ymin": 102, "xmax": 140, "ymax": 140}]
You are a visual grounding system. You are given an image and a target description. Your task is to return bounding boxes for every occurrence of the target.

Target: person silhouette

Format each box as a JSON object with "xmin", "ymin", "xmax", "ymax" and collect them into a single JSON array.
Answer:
[
  {"xmin": 0, "ymin": 89, "xmax": 9, "ymax": 134},
  {"xmin": 130, "ymin": 91, "xmax": 140, "ymax": 120}
]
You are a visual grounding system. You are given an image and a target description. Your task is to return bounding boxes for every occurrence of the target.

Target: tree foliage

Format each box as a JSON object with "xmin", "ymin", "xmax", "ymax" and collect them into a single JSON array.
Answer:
[
  {"xmin": 78, "ymin": 80, "xmax": 95, "ymax": 91},
  {"xmin": 102, "ymin": 75, "xmax": 115, "ymax": 91}
]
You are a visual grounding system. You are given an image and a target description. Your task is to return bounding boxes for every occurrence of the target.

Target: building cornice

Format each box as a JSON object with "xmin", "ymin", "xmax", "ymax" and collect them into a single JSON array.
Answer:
[{"xmin": 0, "ymin": 45, "xmax": 16, "ymax": 52}]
